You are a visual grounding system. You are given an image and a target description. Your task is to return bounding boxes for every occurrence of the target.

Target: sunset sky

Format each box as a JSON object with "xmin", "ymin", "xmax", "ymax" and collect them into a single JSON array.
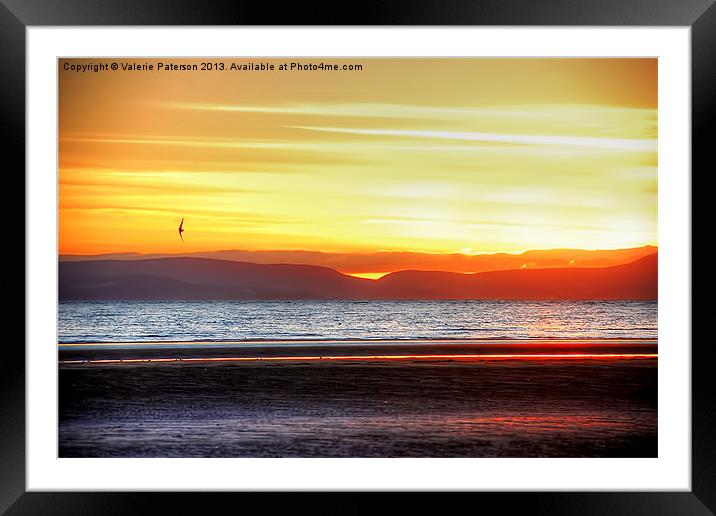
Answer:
[{"xmin": 59, "ymin": 58, "xmax": 657, "ymax": 268}]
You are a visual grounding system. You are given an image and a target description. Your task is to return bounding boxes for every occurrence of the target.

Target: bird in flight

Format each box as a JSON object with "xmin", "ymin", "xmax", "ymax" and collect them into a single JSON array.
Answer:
[{"xmin": 178, "ymin": 218, "xmax": 185, "ymax": 241}]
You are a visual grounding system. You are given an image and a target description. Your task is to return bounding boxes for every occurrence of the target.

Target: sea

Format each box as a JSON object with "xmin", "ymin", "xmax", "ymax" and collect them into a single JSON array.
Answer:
[
  {"xmin": 58, "ymin": 300, "xmax": 658, "ymax": 458},
  {"xmin": 58, "ymin": 300, "xmax": 657, "ymax": 343}
]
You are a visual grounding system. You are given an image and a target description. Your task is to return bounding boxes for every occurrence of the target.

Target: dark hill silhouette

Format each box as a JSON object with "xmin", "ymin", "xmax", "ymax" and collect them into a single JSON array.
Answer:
[
  {"xmin": 59, "ymin": 245, "xmax": 658, "ymax": 275},
  {"xmin": 59, "ymin": 258, "xmax": 374, "ymax": 300},
  {"xmin": 59, "ymin": 253, "xmax": 657, "ymax": 301},
  {"xmin": 377, "ymin": 252, "xmax": 657, "ymax": 300}
]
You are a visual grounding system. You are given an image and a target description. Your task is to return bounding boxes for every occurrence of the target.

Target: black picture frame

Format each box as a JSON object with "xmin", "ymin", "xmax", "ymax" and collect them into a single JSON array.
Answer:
[{"xmin": 2, "ymin": 1, "xmax": 707, "ymax": 513}]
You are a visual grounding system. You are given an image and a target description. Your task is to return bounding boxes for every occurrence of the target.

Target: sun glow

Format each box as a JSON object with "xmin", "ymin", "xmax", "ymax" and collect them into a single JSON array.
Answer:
[{"xmin": 345, "ymin": 272, "xmax": 389, "ymax": 280}]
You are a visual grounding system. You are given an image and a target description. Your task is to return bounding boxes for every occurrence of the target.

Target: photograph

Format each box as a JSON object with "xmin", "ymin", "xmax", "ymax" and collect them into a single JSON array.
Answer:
[{"xmin": 57, "ymin": 57, "xmax": 658, "ymax": 459}]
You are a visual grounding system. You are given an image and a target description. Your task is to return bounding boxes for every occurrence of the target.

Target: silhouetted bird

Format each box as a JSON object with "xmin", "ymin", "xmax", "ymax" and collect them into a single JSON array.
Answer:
[{"xmin": 178, "ymin": 218, "xmax": 185, "ymax": 241}]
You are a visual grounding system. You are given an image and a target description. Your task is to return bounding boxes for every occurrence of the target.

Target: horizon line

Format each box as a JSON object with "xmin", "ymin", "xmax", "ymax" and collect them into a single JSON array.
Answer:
[{"xmin": 59, "ymin": 243, "xmax": 658, "ymax": 258}]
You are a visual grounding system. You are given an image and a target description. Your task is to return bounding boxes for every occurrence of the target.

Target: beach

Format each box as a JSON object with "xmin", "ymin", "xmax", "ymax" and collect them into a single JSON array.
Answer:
[{"xmin": 59, "ymin": 339, "xmax": 657, "ymax": 458}]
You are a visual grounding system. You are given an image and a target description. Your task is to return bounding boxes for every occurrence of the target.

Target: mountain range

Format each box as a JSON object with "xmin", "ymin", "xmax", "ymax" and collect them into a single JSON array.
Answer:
[
  {"xmin": 59, "ymin": 245, "xmax": 657, "ymax": 275},
  {"xmin": 59, "ymin": 252, "xmax": 657, "ymax": 301}
]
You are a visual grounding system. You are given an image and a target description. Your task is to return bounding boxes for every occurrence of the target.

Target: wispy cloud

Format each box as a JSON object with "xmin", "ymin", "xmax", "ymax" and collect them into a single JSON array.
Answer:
[
  {"xmin": 163, "ymin": 101, "xmax": 541, "ymax": 119},
  {"xmin": 60, "ymin": 205, "xmax": 300, "ymax": 225},
  {"xmin": 62, "ymin": 134, "xmax": 613, "ymax": 157},
  {"xmin": 284, "ymin": 125, "xmax": 656, "ymax": 152},
  {"xmin": 62, "ymin": 135, "xmax": 299, "ymax": 151},
  {"xmin": 164, "ymin": 101, "xmax": 654, "ymax": 123}
]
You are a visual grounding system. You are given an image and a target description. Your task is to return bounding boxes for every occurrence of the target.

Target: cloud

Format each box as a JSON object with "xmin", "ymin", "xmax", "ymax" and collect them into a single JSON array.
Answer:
[
  {"xmin": 163, "ymin": 101, "xmax": 654, "ymax": 123},
  {"xmin": 283, "ymin": 125, "xmax": 656, "ymax": 152},
  {"xmin": 61, "ymin": 135, "xmax": 301, "ymax": 151}
]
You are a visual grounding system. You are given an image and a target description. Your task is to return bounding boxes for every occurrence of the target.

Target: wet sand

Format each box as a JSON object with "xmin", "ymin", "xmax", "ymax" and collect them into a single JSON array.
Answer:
[{"xmin": 59, "ymin": 339, "xmax": 657, "ymax": 458}]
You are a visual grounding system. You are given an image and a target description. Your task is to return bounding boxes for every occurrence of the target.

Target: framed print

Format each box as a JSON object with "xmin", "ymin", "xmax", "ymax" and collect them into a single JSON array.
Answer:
[
  {"xmin": 56, "ymin": 54, "xmax": 665, "ymax": 463},
  {"xmin": 3, "ymin": 0, "xmax": 709, "ymax": 514}
]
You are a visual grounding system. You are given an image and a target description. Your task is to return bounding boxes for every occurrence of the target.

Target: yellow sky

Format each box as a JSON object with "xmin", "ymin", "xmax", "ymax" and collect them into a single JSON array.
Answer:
[{"xmin": 59, "ymin": 58, "xmax": 657, "ymax": 256}]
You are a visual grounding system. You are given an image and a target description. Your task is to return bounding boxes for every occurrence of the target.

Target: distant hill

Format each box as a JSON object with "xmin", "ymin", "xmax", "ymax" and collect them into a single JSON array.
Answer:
[
  {"xmin": 377, "ymin": 253, "xmax": 657, "ymax": 300},
  {"xmin": 59, "ymin": 245, "xmax": 658, "ymax": 275},
  {"xmin": 59, "ymin": 258, "xmax": 373, "ymax": 301},
  {"xmin": 59, "ymin": 253, "xmax": 657, "ymax": 301}
]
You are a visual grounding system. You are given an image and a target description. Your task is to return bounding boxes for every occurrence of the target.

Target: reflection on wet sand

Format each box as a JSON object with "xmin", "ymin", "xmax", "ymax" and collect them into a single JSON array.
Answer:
[{"xmin": 59, "ymin": 341, "xmax": 657, "ymax": 458}]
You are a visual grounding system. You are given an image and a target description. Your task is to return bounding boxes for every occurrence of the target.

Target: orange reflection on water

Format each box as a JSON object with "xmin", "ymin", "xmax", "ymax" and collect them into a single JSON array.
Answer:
[
  {"xmin": 453, "ymin": 414, "xmax": 635, "ymax": 433},
  {"xmin": 60, "ymin": 353, "xmax": 657, "ymax": 365}
]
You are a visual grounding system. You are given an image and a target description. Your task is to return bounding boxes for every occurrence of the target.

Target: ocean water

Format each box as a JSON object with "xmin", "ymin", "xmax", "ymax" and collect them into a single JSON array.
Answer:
[
  {"xmin": 59, "ymin": 300, "xmax": 658, "ymax": 457},
  {"xmin": 58, "ymin": 300, "xmax": 657, "ymax": 343}
]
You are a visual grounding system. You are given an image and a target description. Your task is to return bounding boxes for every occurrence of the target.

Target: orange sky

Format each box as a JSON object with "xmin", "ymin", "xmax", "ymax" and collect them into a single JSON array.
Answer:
[{"xmin": 59, "ymin": 58, "xmax": 657, "ymax": 261}]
